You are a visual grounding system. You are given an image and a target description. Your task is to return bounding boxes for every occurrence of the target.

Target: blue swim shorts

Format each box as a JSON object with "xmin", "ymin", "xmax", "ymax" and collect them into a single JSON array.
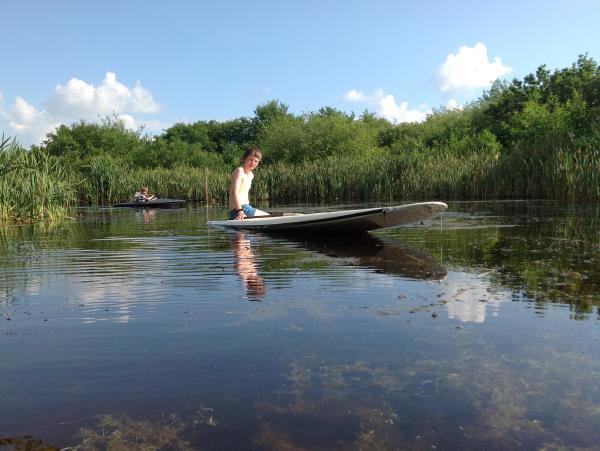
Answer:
[{"xmin": 229, "ymin": 204, "xmax": 257, "ymax": 220}]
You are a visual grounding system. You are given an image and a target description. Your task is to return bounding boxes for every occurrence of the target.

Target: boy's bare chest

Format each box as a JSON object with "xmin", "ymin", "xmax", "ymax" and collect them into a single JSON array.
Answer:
[{"xmin": 239, "ymin": 172, "xmax": 254, "ymax": 188}]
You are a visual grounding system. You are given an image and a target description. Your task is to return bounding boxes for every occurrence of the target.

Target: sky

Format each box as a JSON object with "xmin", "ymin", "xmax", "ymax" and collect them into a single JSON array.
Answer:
[{"xmin": 1, "ymin": 0, "xmax": 599, "ymax": 147}]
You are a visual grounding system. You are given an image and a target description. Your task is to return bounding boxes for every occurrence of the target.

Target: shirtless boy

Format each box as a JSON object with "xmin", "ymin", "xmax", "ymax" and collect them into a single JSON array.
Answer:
[
  {"xmin": 229, "ymin": 147, "xmax": 269, "ymax": 220},
  {"xmin": 134, "ymin": 186, "xmax": 156, "ymax": 202}
]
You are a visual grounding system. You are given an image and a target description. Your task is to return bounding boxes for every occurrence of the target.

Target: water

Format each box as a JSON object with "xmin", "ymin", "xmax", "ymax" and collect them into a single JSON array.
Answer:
[{"xmin": 1, "ymin": 202, "xmax": 599, "ymax": 450}]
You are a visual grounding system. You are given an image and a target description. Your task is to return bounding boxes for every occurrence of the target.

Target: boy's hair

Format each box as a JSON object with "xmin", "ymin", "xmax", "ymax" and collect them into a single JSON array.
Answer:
[
  {"xmin": 243, "ymin": 147, "xmax": 262, "ymax": 162},
  {"xmin": 141, "ymin": 186, "xmax": 149, "ymax": 193}
]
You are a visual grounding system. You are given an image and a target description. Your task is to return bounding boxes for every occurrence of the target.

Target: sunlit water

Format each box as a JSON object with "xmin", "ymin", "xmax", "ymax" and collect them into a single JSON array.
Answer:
[{"xmin": 1, "ymin": 202, "xmax": 599, "ymax": 450}]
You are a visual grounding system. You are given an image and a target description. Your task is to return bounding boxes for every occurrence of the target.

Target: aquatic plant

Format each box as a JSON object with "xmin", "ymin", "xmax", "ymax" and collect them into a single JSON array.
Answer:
[
  {"xmin": 72, "ymin": 136, "xmax": 600, "ymax": 206},
  {"xmin": 74, "ymin": 413, "xmax": 193, "ymax": 450},
  {"xmin": 0, "ymin": 137, "xmax": 76, "ymax": 222},
  {"xmin": 77, "ymin": 163, "xmax": 230, "ymax": 204},
  {"xmin": 66, "ymin": 408, "xmax": 219, "ymax": 450}
]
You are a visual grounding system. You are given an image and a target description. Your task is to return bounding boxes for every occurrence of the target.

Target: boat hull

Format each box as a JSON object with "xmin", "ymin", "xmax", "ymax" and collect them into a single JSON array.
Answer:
[
  {"xmin": 114, "ymin": 199, "xmax": 186, "ymax": 208},
  {"xmin": 207, "ymin": 202, "xmax": 447, "ymax": 233}
]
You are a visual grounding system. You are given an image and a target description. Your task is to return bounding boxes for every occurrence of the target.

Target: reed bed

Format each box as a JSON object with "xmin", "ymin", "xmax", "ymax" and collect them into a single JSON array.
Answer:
[
  {"xmin": 0, "ymin": 138, "xmax": 76, "ymax": 223},
  {"xmin": 251, "ymin": 152, "xmax": 499, "ymax": 205},
  {"xmin": 76, "ymin": 143, "xmax": 599, "ymax": 207},
  {"xmin": 77, "ymin": 161, "xmax": 230, "ymax": 205},
  {"xmin": 78, "ymin": 155, "xmax": 134, "ymax": 205},
  {"xmin": 485, "ymin": 137, "xmax": 600, "ymax": 202},
  {"xmin": 131, "ymin": 166, "xmax": 230, "ymax": 203},
  {"xmin": 2, "ymin": 136, "xmax": 598, "ymax": 224}
]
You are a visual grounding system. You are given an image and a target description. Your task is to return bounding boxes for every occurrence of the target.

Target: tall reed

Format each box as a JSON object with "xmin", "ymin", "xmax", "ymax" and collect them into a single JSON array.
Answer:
[
  {"xmin": 36, "ymin": 135, "xmax": 600, "ymax": 208},
  {"xmin": 77, "ymin": 161, "xmax": 230, "ymax": 205},
  {"xmin": 74, "ymin": 138, "xmax": 600, "ymax": 206},
  {"xmin": 486, "ymin": 134, "xmax": 600, "ymax": 202},
  {"xmin": 250, "ymin": 151, "xmax": 498, "ymax": 205},
  {"xmin": 0, "ymin": 138, "xmax": 76, "ymax": 222}
]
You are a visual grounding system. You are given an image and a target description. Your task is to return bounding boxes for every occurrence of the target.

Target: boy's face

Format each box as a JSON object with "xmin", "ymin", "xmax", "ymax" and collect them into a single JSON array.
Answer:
[{"xmin": 244, "ymin": 155, "xmax": 261, "ymax": 170}]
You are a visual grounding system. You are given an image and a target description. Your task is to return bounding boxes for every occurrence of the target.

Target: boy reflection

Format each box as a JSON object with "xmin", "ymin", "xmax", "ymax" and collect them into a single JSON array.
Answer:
[
  {"xmin": 142, "ymin": 209, "xmax": 157, "ymax": 223},
  {"xmin": 133, "ymin": 208, "xmax": 158, "ymax": 223},
  {"xmin": 232, "ymin": 232, "xmax": 265, "ymax": 299}
]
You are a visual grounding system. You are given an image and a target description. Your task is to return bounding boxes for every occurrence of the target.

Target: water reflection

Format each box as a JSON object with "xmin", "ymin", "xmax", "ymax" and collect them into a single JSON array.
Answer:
[
  {"xmin": 231, "ymin": 232, "xmax": 266, "ymax": 299},
  {"xmin": 3, "ymin": 203, "xmax": 600, "ymax": 450},
  {"xmin": 285, "ymin": 233, "xmax": 447, "ymax": 281},
  {"xmin": 443, "ymin": 273, "xmax": 504, "ymax": 323},
  {"xmin": 139, "ymin": 208, "xmax": 158, "ymax": 223},
  {"xmin": 228, "ymin": 231, "xmax": 446, "ymax": 302}
]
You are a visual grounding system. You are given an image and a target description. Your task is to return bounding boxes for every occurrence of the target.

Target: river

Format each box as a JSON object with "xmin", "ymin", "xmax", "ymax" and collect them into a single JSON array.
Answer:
[{"xmin": 1, "ymin": 201, "xmax": 599, "ymax": 450}]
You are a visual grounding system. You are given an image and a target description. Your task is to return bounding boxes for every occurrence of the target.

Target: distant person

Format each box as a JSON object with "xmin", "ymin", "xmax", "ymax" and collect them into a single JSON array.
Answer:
[
  {"xmin": 133, "ymin": 186, "xmax": 156, "ymax": 202},
  {"xmin": 229, "ymin": 147, "xmax": 269, "ymax": 220}
]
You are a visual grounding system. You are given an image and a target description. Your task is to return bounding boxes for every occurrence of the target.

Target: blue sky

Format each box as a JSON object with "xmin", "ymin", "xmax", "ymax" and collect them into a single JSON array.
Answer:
[{"xmin": 1, "ymin": 0, "xmax": 599, "ymax": 147}]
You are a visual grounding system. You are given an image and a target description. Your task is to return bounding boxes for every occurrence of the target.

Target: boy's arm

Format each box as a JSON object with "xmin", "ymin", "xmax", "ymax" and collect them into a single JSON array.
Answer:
[
  {"xmin": 229, "ymin": 169, "xmax": 246, "ymax": 218},
  {"xmin": 229, "ymin": 169, "xmax": 244, "ymax": 209}
]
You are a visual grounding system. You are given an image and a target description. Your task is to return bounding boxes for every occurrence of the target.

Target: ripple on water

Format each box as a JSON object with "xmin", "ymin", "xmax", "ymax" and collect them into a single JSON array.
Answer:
[{"xmin": 1, "ymin": 203, "xmax": 600, "ymax": 449}]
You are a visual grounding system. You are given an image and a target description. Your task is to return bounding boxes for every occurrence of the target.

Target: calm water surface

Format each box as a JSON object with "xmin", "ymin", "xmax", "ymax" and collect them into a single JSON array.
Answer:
[{"xmin": 1, "ymin": 201, "xmax": 599, "ymax": 450}]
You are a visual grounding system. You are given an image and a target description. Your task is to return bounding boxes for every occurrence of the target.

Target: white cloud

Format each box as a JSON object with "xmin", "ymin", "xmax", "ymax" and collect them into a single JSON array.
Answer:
[
  {"xmin": 117, "ymin": 113, "xmax": 137, "ymax": 130},
  {"xmin": 445, "ymin": 99, "xmax": 462, "ymax": 110},
  {"xmin": 1, "ymin": 72, "xmax": 161, "ymax": 147},
  {"xmin": 11, "ymin": 97, "xmax": 40, "ymax": 125},
  {"xmin": 341, "ymin": 89, "xmax": 429, "ymax": 123},
  {"xmin": 340, "ymin": 42, "xmax": 509, "ymax": 120},
  {"xmin": 376, "ymin": 94, "xmax": 428, "ymax": 123},
  {"xmin": 53, "ymin": 72, "xmax": 159, "ymax": 117},
  {"xmin": 435, "ymin": 42, "xmax": 512, "ymax": 96},
  {"xmin": 8, "ymin": 97, "xmax": 60, "ymax": 143},
  {"xmin": 341, "ymin": 89, "xmax": 367, "ymax": 102}
]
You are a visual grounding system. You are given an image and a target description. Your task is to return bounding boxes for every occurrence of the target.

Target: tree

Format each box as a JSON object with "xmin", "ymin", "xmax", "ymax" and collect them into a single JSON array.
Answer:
[
  {"xmin": 252, "ymin": 100, "xmax": 293, "ymax": 138},
  {"xmin": 43, "ymin": 115, "xmax": 145, "ymax": 161}
]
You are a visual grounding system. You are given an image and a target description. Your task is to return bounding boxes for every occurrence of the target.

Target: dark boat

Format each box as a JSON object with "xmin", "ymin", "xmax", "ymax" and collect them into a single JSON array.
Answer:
[{"xmin": 114, "ymin": 199, "xmax": 186, "ymax": 208}]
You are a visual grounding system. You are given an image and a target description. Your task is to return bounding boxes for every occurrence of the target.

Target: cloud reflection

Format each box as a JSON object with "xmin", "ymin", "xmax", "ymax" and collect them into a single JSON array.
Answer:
[{"xmin": 443, "ymin": 273, "xmax": 504, "ymax": 323}]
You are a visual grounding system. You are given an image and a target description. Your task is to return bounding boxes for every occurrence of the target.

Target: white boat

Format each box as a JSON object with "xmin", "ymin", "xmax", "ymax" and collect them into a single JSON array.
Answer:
[{"xmin": 207, "ymin": 202, "xmax": 447, "ymax": 233}]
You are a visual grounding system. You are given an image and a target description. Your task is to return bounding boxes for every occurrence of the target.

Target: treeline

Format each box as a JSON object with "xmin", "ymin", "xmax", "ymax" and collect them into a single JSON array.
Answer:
[{"xmin": 2, "ymin": 55, "xmax": 600, "ymax": 221}]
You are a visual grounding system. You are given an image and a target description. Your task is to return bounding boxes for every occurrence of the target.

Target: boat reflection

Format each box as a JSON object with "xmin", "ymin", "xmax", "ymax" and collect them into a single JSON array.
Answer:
[
  {"xmin": 229, "ymin": 231, "xmax": 445, "ymax": 300},
  {"xmin": 287, "ymin": 233, "xmax": 447, "ymax": 281}
]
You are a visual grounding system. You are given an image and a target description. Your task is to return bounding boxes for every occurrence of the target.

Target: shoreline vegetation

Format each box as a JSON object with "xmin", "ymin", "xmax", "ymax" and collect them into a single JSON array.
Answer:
[{"xmin": 1, "ymin": 56, "xmax": 599, "ymax": 223}]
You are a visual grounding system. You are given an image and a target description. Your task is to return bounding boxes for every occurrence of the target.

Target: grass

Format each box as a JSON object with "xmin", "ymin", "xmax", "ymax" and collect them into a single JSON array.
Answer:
[{"xmin": 0, "ymin": 137, "xmax": 76, "ymax": 223}]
